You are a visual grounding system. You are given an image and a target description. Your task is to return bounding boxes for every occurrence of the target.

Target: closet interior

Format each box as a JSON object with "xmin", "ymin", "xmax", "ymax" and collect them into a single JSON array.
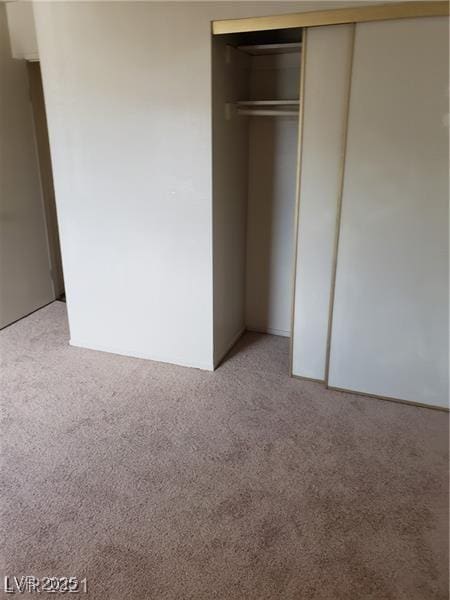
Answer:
[{"xmin": 212, "ymin": 28, "xmax": 302, "ymax": 367}]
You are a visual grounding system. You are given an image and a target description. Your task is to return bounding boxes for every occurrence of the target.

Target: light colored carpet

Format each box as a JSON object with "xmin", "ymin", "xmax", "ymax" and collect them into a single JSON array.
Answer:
[{"xmin": 0, "ymin": 302, "xmax": 448, "ymax": 599}]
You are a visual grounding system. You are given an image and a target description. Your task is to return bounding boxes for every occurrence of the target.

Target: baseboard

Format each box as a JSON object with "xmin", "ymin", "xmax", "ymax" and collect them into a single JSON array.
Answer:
[
  {"xmin": 246, "ymin": 325, "xmax": 290, "ymax": 338},
  {"xmin": 213, "ymin": 326, "xmax": 245, "ymax": 369},
  {"xmin": 69, "ymin": 339, "xmax": 214, "ymax": 371}
]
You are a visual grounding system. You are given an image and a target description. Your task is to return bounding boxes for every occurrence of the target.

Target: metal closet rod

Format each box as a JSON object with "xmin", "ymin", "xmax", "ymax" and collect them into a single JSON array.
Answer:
[{"xmin": 236, "ymin": 100, "xmax": 300, "ymax": 106}]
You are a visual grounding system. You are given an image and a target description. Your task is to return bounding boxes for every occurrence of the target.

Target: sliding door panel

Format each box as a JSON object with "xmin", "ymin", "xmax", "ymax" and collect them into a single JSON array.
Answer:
[
  {"xmin": 291, "ymin": 24, "xmax": 354, "ymax": 380},
  {"xmin": 328, "ymin": 17, "xmax": 449, "ymax": 407}
]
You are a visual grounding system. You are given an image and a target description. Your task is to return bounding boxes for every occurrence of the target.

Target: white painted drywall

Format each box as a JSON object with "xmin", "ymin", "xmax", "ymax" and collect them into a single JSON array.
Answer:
[
  {"xmin": 246, "ymin": 117, "xmax": 299, "ymax": 337},
  {"xmin": 0, "ymin": 3, "xmax": 54, "ymax": 329},
  {"xmin": 33, "ymin": 1, "xmax": 333, "ymax": 369},
  {"xmin": 328, "ymin": 17, "xmax": 449, "ymax": 407},
  {"xmin": 246, "ymin": 53, "xmax": 300, "ymax": 336},
  {"xmin": 212, "ymin": 40, "xmax": 249, "ymax": 366},
  {"xmin": 291, "ymin": 24, "xmax": 354, "ymax": 380},
  {"xmin": 5, "ymin": 1, "xmax": 38, "ymax": 60}
]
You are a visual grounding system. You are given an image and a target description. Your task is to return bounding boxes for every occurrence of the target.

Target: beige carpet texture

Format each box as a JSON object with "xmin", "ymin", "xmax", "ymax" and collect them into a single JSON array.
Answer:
[{"xmin": 0, "ymin": 302, "xmax": 448, "ymax": 599}]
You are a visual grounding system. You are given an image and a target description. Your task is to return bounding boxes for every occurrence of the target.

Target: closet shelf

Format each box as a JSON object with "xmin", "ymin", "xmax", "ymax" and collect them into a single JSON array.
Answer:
[
  {"xmin": 237, "ymin": 100, "xmax": 299, "ymax": 106},
  {"xmin": 236, "ymin": 99, "xmax": 299, "ymax": 117},
  {"xmin": 237, "ymin": 42, "xmax": 302, "ymax": 56}
]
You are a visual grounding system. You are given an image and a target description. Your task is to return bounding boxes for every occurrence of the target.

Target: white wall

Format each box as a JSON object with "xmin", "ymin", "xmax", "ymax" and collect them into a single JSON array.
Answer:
[
  {"xmin": 212, "ymin": 40, "xmax": 249, "ymax": 365},
  {"xmin": 5, "ymin": 1, "xmax": 38, "ymax": 60},
  {"xmin": 328, "ymin": 17, "xmax": 449, "ymax": 408},
  {"xmin": 291, "ymin": 24, "xmax": 354, "ymax": 379},
  {"xmin": 0, "ymin": 3, "xmax": 54, "ymax": 329},
  {"xmin": 34, "ymin": 1, "xmax": 340, "ymax": 369}
]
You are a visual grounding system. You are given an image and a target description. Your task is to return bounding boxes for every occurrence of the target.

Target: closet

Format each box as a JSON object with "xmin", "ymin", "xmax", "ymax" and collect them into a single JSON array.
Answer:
[
  {"xmin": 212, "ymin": 28, "xmax": 302, "ymax": 367},
  {"xmin": 212, "ymin": 3, "xmax": 449, "ymax": 409}
]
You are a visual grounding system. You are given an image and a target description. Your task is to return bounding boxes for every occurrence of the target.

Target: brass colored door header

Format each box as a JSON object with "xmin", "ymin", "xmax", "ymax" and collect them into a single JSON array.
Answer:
[{"xmin": 212, "ymin": 2, "xmax": 449, "ymax": 35}]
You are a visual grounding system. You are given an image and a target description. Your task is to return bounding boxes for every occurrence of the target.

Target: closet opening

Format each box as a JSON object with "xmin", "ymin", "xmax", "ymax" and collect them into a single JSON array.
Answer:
[{"xmin": 212, "ymin": 27, "xmax": 303, "ymax": 369}]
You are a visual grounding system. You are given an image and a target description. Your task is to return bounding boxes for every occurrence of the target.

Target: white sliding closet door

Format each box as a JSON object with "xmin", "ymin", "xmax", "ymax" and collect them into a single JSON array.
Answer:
[
  {"xmin": 291, "ymin": 24, "xmax": 354, "ymax": 380},
  {"xmin": 328, "ymin": 17, "xmax": 449, "ymax": 408}
]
